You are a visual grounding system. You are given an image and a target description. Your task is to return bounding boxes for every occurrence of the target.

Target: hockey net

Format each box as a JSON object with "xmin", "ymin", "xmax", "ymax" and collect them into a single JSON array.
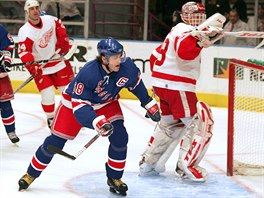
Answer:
[{"xmin": 227, "ymin": 59, "xmax": 264, "ymax": 176}]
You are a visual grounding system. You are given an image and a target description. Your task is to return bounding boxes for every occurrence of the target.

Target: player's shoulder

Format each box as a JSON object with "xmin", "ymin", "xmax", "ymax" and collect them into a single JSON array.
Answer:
[
  {"xmin": 122, "ymin": 57, "xmax": 136, "ymax": 69},
  {"xmin": 120, "ymin": 57, "xmax": 140, "ymax": 76},
  {"xmin": 78, "ymin": 60, "xmax": 101, "ymax": 79},
  {"xmin": 40, "ymin": 14, "xmax": 56, "ymax": 21},
  {"xmin": 0, "ymin": 24, "xmax": 5, "ymax": 31},
  {"xmin": 172, "ymin": 23, "xmax": 193, "ymax": 34},
  {"xmin": 76, "ymin": 60, "xmax": 101, "ymax": 87}
]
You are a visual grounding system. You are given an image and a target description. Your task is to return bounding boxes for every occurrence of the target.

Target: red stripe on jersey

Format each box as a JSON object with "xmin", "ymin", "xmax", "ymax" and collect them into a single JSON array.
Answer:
[
  {"xmin": 31, "ymin": 156, "xmax": 47, "ymax": 170},
  {"xmin": 108, "ymin": 159, "xmax": 126, "ymax": 170},
  {"xmin": 62, "ymin": 91, "xmax": 71, "ymax": 102},
  {"xmin": 152, "ymin": 71, "xmax": 196, "ymax": 85},
  {"xmin": 72, "ymin": 100, "xmax": 90, "ymax": 109},
  {"xmin": 2, "ymin": 115, "xmax": 15, "ymax": 125}
]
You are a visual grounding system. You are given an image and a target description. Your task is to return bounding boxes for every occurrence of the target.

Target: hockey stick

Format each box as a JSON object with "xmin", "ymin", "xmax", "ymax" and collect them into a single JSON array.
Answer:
[
  {"xmin": 47, "ymin": 133, "xmax": 100, "ymax": 160},
  {"xmin": 195, "ymin": 30, "xmax": 264, "ymax": 38},
  {"xmin": 9, "ymin": 57, "xmax": 65, "ymax": 67},
  {"xmin": 14, "ymin": 39, "xmax": 77, "ymax": 93},
  {"xmin": 14, "ymin": 75, "xmax": 34, "ymax": 93},
  {"xmin": 255, "ymin": 38, "xmax": 264, "ymax": 49},
  {"xmin": 10, "ymin": 38, "xmax": 77, "ymax": 67}
]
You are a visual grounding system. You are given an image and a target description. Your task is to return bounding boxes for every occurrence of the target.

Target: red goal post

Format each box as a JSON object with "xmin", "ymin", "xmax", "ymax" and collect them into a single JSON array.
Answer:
[{"xmin": 227, "ymin": 58, "xmax": 264, "ymax": 176}]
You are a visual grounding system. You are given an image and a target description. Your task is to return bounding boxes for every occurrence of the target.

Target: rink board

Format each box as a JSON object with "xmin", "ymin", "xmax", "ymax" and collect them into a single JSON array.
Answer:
[{"xmin": 68, "ymin": 172, "xmax": 254, "ymax": 198}]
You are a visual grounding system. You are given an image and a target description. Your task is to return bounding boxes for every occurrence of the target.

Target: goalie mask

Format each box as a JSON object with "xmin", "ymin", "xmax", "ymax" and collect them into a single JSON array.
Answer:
[{"xmin": 181, "ymin": 2, "xmax": 206, "ymax": 26}]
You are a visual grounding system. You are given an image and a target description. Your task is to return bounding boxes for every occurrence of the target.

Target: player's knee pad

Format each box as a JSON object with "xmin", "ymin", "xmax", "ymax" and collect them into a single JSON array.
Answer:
[
  {"xmin": 109, "ymin": 120, "xmax": 128, "ymax": 148},
  {"xmin": 177, "ymin": 101, "xmax": 214, "ymax": 181},
  {"xmin": 41, "ymin": 86, "xmax": 55, "ymax": 105}
]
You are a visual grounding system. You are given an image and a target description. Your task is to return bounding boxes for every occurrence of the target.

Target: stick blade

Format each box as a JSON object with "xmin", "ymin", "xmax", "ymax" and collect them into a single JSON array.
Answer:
[{"xmin": 47, "ymin": 145, "xmax": 76, "ymax": 160}]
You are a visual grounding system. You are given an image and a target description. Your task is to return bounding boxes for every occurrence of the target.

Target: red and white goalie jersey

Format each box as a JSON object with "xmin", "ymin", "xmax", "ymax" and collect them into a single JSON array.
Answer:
[
  {"xmin": 18, "ymin": 15, "xmax": 70, "ymax": 75},
  {"xmin": 150, "ymin": 23, "xmax": 203, "ymax": 93}
]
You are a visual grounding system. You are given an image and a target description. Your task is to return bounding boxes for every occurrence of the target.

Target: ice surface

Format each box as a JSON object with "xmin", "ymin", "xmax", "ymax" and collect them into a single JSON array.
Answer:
[{"xmin": 0, "ymin": 94, "xmax": 263, "ymax": 198}]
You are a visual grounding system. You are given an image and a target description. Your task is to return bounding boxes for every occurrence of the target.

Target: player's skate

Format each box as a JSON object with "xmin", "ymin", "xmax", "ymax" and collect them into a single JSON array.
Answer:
[
  {"xmin": 18, "ymin": 173, "xmax": 35, "ymax": 191},
  {"xmin": 7, "ymin": 132, "xmax": 20, "ymax": 143},
  {"xmin": 47, "ymin": 117, "xmax": 54, "ymax": 129},
  {"xmin": 107, "ymin": 178, "xmax": 128, "ymax": 196}
]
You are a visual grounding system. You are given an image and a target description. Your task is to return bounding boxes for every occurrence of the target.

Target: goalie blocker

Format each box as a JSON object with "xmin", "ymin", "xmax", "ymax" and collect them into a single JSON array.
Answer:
[{"xmin": 139, "ymin": 101, "xmax": 214, "ymax": 182}]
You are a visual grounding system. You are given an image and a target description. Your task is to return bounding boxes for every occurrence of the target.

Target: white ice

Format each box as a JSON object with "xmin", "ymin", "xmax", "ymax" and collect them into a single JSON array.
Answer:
[{"xmin": 0, "ymin": 94, "xmax": 263, "ymax": 198}]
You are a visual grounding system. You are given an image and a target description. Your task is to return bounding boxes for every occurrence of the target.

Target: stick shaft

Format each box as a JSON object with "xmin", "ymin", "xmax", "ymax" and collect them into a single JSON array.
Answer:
[{"xmin": 47, "ymin": 134, "xmax": 100, "ymax": 160}]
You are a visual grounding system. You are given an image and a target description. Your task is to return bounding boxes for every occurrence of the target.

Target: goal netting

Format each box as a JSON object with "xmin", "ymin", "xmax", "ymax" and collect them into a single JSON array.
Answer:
[{"xmin": 227, "ymin": 58, "xmax": 264, "ymax": 176}]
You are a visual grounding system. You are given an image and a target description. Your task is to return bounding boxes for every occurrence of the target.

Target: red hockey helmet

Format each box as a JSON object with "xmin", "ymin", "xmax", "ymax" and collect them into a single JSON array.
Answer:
[{"xmin": 181, "ymin": 2, "xmax": 206, "ymax": 26}]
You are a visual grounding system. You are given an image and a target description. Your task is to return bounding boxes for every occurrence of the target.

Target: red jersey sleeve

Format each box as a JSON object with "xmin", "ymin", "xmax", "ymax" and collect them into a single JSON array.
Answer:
[
  {"xmin": 18, "ymin": 37, "xmax": 35, "ymax": 63},
  {"xmin": 176, "ymin": 34, "xmax": 202, "ymax": 60},
  {"xmin": 55, "ymin": 18, "xmax": 70, "ymax": 55}
]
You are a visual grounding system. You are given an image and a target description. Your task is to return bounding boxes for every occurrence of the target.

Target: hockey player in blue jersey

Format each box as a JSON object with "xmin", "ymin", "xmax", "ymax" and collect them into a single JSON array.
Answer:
[
  {"xmin": 18, "ymin": 37, "xmax": 161, "ymax": 195},
  {"xmin": 0, "ymin": 24, "xmax": 20, "ymax": 143}
]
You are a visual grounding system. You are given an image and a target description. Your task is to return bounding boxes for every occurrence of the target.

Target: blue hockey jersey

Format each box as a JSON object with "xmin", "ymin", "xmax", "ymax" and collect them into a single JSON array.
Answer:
[
  {"xmin": 0, "ymin": 24, "xmax": 14, "ymax": 52},
  {"xmin": 63, "ymin": 57, "xmax": 150, "ymax": 128}
]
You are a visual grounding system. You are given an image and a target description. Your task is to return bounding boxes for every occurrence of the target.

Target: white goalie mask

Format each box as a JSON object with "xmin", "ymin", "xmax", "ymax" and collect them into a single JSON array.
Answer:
[
  {"xmin": 24, "ymin": 0, "xmax": 40, "ymax": 12},
  {"xmin": 181, "ymin": 2, "xmax": 206, "ymax": 26}
]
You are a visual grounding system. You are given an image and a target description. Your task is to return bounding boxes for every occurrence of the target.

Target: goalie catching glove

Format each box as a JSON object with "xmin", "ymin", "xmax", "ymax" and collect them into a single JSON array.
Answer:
[
  {"xmin": 189, "ymin": 26, "xmax": 224, "ymax": 48},
  {"xmin": 142, "ymin": 97, "xmax": 161, "ymax": 122},
  {"xmin": 93, "ymin": 115, "xmax": 113, "ymax": 137}
]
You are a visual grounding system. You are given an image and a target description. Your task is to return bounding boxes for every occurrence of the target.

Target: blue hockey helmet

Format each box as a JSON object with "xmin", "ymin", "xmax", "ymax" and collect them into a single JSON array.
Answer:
[{"xmin": 97, "ymin": 38, "xmax": 126, "ymax": 62}]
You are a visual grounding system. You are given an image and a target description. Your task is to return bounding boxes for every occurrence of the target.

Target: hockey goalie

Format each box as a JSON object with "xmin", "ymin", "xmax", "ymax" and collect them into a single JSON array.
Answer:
[{"xmin": 139, "ymin": 2, "xmax": 224, "ymax": 182}]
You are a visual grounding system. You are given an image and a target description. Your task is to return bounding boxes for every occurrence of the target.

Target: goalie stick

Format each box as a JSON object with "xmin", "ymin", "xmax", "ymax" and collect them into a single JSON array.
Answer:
[
  {"xmin": 47, "ymin": 134, "xmax": 100, "ymax": 160},
  {"xmin": 194, "ymin": 30, "xmax": 264, "ymax": 38},
  {"xmin": 14, "ymin": 39, "xmax": 77, "ymax": 93}
]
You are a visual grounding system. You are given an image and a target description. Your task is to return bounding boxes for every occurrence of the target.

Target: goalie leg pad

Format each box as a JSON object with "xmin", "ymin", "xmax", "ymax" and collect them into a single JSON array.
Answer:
[
  {"xmin": 139, "ymin": 119, "xmax": 185, "ymax": 176},
  {"xmin": 177, "ymin": 101, "xmax": 214, "ymax": 182}
]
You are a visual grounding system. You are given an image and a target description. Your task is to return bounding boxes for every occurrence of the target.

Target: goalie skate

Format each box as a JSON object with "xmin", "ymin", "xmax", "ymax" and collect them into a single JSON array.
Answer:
[
  {"xmin": 107, "ymin": 178, "xmax": 128, "ymax": 196},
  {"xmin": 175, "ymin": 162, "xmax": 208, "ymax": 182}
]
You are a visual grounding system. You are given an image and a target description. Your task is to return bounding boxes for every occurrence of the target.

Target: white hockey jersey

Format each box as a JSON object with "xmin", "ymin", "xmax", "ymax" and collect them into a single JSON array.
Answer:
[
  {"xmin": 18, "ymin": 15, "xmax": 67, "ymax": 75},
  {"xmin": 151, "ymin": 23, "xmax": 203, "ymax": 93}
]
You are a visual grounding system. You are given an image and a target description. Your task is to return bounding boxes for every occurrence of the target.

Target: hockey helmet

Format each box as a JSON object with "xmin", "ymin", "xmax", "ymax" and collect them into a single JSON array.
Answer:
[
  {"xmin": 24, "ymin": 0, "xmax": 40, "ymax": 12},
  {"xmin": 97, "ymin": 37, "xmax": 126, "ymax": 62},
  {"xmin": 181, "ymin": 2, "xmax": 206, "ymax": 26}
]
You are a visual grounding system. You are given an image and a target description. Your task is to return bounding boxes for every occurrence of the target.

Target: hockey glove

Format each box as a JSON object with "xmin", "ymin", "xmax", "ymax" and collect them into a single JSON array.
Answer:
[
  {"xmin": 25, "ymin": 64, "xmax": 43, "ymax": 77},
  {"xmin": 0, "ymin": 55, "xmax": 11, "ymax": 72},
  {"xmin": 56, "ymin": 37, "xmax": 70, "ymax": 55},
  {"xmin": 142, "ymin": 97, "xmax": 161, "ymax": 122},
  {"xmin": 0, "ymin": 51, "xmax": 12, "ymax": 72},
  {"xmin": 189, "ymin": 26, "xmax": 224, "ymax": 48},
  {"xmin": 92, "ymin": 115, "xmax": 113, "ymax": 137}
]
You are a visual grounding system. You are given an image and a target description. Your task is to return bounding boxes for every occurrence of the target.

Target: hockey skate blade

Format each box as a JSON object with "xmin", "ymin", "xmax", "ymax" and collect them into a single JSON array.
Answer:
[{"xmin": 47, "ymin": 145, "xmax": 76, "ymax": 160}]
